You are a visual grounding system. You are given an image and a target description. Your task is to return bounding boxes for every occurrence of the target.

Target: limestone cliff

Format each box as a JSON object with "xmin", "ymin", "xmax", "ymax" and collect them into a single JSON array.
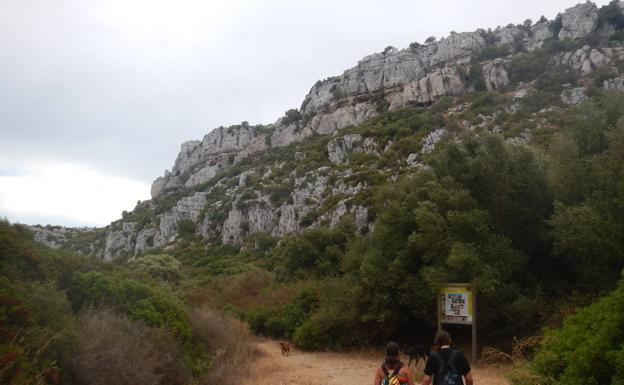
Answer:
[{"xmin": 29, "ymin": 1, "xmax": 624, "ymax": 260}]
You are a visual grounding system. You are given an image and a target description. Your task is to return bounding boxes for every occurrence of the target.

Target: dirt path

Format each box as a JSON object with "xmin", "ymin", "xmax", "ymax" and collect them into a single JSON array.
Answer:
[{"xmin": 244, "ymin": 340, "xmax": 511, "ymax": 385}]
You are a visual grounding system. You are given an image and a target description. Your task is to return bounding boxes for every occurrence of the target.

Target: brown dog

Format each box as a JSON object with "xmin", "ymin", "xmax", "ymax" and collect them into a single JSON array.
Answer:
[{"xmin": 279, "ymin": 342, "xmax": 291, "ymax": 356}]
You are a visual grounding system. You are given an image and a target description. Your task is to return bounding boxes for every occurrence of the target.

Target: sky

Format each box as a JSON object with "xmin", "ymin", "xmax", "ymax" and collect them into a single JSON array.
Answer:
[{"xmin": 0, "ymin": 0, "xmax": 610, "ymax": 227}]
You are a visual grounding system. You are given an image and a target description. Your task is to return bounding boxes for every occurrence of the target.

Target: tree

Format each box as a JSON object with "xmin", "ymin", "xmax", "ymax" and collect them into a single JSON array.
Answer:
[
  {"xmin": 283, "ymin": 109, "xmax": 302, "ymax": 125},
  {"xmin": 130, "ymin": 253, "xmax": 183, "ymax": 283}
]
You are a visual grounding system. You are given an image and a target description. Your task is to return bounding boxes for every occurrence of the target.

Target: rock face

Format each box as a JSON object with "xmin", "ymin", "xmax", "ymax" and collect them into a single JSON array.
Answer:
[
  {"xmin": 555, "ymin": 46, "xmax": 616, "ymax": 75},
  {"xmin": 327, "ymin": 134, "xmax": 378, "ymax": 163},
  {"xmin": 104, "ymin": 222, "xmax": 137, "ymax": 261},
  {"xmin": 525, "ymin": 21, "xmax": 555, "ymax": 50},
  {"xmin": 483, "ymin": 59, "xmax": 510, "ymax": 91},
  {"xmin": 422, "ymin": 129, "xmax": 448, "ymax": 154},
  {"xmin": 151, "ymin": 126, "xmax": 257, "ymax": 198},
  {"xmin": 559, "ymin": 2, "xmax": 599, "ymax": 40},
  {"xmin": 561, "ymin": 87, "xmax": 588, "ymax": 105},
  {"xmin": 604, "ymin": 76, "xmax": 624, "ymax": 90}
]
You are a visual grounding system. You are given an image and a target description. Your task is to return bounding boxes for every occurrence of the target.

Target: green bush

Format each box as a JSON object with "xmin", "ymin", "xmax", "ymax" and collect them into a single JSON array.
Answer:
[
  {"xmin": 507, "ymin": 49, "xmax": 549, "ymax": 83},
  {"xmin": 293, "ymin": 320, "xmax": 328, "ymax": 351},
  {"xmin": 598, "ymin": 0, "xmax": 624, "ymax": 30},
  {"xmin": 130, "ymin": 253, "xmax": 183, "ymax": 283},
  {"xmin": 68, "ymin": 272, "xmax": 191, "ymax": 341},
  {"xmin": 522, "ymin": 276, "xmax": 624, "ymax": 385},
  {"xmin": 476, "ymin": 45, "xmax": 511, "ymax": 61}
]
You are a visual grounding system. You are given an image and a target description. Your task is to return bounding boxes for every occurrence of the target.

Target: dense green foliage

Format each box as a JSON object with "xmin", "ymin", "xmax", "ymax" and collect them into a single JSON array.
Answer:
[
  {"xmin": 0, "ymin": 221, "xmax": 250, "ymax": 385},
  {"xmin": 511, "ymin": 276, "xmax": 624, "ymax": 385}
]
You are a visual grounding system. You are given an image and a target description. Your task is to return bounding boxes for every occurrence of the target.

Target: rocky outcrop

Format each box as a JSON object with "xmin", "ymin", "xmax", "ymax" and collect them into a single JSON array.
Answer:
[
  {"xmin": 525, "ymin": 21, "xmax": 555, "ymax": 51},
  {"xmin": 104, "ymin": 222, "xmax": 137, "ymax": 261},
  {"xmin": 556, "ymin": 46, "xmax": 614, "ymax": 75},
  {"xmin": 386, "ymin": 67, "xmax": 466, "ymax": 107},
  {"xmin": 558, "ymin": 2, "xmax": 599, "ymax": 40},
  {"xmin": 561, "ymin": 87, "xmax": 588, "ymax": 105},
  {"xmin": 155, "ymin": 192, "xmax": 207, "ymax": 245},
  {"xmin": 185, "ymin": 163, "xmax": 225, "ymax": 187},
  {"xmin": 152, "ymin": 126, "xmax": 258, "ymax": 198},
  {"xmin": 309, "ymin": 103, "xmax": 378, "ymax": 134},
  {"xmin": 604, "ymin": 76, "xmax": 624, "ymax": 90},
  {"xmin": 483, "ymin": 59, "xmax": 510, "ymax": 91},
  {"xmin": 422, "ymin": 128, "xmax": 448, "ymax": 154},
  {"xmin": 301, "ymin": 32, "xmax": 486, "ymax": 117},
  {"xmin": 222, "ymin": 196, "xmax": 275, "ymax": 244},
  {"xmin": 327, "ymin": 134, "xmax": 378, "ymax": 163}
]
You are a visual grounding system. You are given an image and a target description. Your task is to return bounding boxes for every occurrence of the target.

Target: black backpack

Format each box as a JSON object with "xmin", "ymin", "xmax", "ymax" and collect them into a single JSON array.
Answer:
[{"xmin": 432, "ymin": 350, "xmax": 461, "ymax": 385}]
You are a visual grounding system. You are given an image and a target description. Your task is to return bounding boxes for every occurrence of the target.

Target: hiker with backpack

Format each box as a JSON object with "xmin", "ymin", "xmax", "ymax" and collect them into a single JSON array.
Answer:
[
  {"xmin": 374, "ymin": 341, "xmax": 415, "ymax": 385},
  {"xmin": 421, "ymin": 331, "xmax": 473, "ymax": 385}
]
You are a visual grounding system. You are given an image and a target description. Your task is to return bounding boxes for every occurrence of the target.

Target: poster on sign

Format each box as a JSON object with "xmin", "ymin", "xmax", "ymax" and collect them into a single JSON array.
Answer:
[
  {"xmin": 446, "ymin": 293, "xmax": 468, "ymax": 316},
  {"xmin": 439, "ymin": 284, "xmax": 473, "ymax": 324}
]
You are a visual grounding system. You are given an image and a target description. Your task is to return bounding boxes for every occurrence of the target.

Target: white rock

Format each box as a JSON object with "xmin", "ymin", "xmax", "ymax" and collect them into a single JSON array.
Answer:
[
  {"xmin": 104, "ymin": 222, "xmax": 137, "ymax": 261},
  {"xmin": 422, "ymin": 128, "xmax": 447, "ymax": 153},
  {"xmin": 482, "ymin": 59, "xmax": 510, "ymax": 91},
  {"xmin": 604, "ymin": 76, "xmax": 624, "ymax": 90},
  {"xmin": 558, "ymin": 2, "xmax": 599, "ymax": 40},
  {"xmin": 561, "ymin": 87, "xmax": 587, "ymax": 105}
]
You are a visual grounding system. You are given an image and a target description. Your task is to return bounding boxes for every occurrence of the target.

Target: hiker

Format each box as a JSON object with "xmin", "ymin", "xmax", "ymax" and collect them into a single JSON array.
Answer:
[
  {"xmin": 374, "ymin": 341, "xmax": 415, "ymax": 385},
  {"xmin": 421, "ymin": 331, "xmax": 473, "ymax": 385}
]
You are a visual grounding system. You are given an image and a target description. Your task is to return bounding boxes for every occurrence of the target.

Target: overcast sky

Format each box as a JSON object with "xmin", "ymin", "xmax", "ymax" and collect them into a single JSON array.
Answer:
[{"xmin": 0, "ymin": 0, "xmax": 610, "ymax": 227}]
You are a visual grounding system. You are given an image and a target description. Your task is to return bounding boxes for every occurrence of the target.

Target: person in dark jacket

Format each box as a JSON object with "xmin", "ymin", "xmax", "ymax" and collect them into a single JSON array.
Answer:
[{"xmin": 421, "ymin": 331, "xmax": 473, "ymax": 385}]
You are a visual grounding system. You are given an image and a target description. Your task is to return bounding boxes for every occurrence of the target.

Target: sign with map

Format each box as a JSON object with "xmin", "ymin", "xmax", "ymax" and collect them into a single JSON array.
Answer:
[{"xmin": 439, "ymin": 284, "xmax": 473, "ymax": 324}]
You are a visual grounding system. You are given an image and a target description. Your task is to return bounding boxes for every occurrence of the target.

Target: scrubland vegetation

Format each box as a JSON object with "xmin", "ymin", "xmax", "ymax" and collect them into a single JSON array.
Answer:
[{"xmin": 0, "ymin": 222, "xmax": 256, "ymax": 385}]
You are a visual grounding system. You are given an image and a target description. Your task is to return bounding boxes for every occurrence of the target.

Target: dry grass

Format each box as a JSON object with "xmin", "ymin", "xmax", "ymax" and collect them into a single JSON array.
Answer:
[
  {"xmin": 70, "ymin": 308, "xmax": 185, "ymax": 385},
  {"xmin": 189, "ymin": 307, "xmax": 259, "ymax": 385},
  {"xmin": 482, "ymin": 336, "xmax": 541, "ymax": 364},
  {"xmin": 481, "ymin": 336, "xmax": 546, "ymax": 385}
]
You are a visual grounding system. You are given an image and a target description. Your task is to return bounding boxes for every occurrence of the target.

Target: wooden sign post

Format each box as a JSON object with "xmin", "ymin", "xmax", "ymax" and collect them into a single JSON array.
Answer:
[{"xmin": 437, "ymin": 283, "xmax": 478, "ymax": 363}]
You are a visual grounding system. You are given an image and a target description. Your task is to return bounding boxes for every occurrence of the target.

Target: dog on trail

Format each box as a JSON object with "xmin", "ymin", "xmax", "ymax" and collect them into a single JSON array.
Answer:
[
  {"xmin": 279, "ymin": 342, "xmax": 291, "ymax": 356},
  {"xmin": 402, "ymin": 344, "xmax": 430, "ymax": 367}
]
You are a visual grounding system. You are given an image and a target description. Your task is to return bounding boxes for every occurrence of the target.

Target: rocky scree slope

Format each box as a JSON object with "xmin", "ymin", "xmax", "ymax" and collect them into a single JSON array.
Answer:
[{"xmin": 30, "ymin": 1, "xmax": 624, "ymax": 260}]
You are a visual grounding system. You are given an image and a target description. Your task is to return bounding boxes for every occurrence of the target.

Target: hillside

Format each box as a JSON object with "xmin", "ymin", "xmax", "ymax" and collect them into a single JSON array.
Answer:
[
  {"xmin": 29, "ymin": 1, "xmax": 624, "ymax": 260},
  {"xmin": 5, "ymin": 1, "xmax": 624, "ymax": 385}
]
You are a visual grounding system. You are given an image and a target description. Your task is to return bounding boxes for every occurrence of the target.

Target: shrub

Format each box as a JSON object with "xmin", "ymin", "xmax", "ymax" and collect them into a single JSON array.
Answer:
[
  {"xmin": 507, "ymin": 49, "xmax": 549, "ymax": 83},
  {"xmin": 130, "ymin": 254, "xmax": 183, "ymax": 283},
  {"xmin": 189, "ymin": 308, "xmax": 256, "ymax": 385},
  {"xmin": 598, "ymin": 0, "xmax": 624, "ymax": 30},
  {"xmin": 293, "ymin": 320, "xmax": 328, "ymax": 351},
  {"xmin": 282, "ymin": 109, "xmax": 302, "ymax": 124},
  {"xmin": 535, "ymin": 66, "xmax": 578, "ymax": 93},
  {"xmin": 465, "ymin": 64, "xmax": 487, "ymax": 92},
  {"xmin": 549, "ymin": 14, "xmax": 563, "ymax": 36},
  {"xmin": 542, "ymin": 38, "xmax": 578, "ymax": 54},
  {"xmin": 476, "ymin": 45, "xmax": 511, "ymax": 61},
  {"xmin": 523, "ymin": 277, "xmax": 624, "ymax": 384},
  {"xmin": 177, "ymin": 219, "xmax": 196, "ymax": 239},
  {"xmin": 70, "ymin": 308, "xmax": 186, "ymax": 385},
  {"xmin": 67, "ymin": 272, "xmax": 191, "ymax": 340}
]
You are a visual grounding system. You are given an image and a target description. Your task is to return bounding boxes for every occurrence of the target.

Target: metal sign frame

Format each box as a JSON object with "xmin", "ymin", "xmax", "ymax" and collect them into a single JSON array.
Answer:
[{"xmin": 437, "ymin": 283, "xmax": 478, "ymax": 362}]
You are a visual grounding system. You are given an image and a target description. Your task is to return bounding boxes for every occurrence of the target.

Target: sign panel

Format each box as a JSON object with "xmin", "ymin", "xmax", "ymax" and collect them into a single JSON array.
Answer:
[{"xmin": 439, "ymin": 284, "xmax": 473, "ymax": 324}]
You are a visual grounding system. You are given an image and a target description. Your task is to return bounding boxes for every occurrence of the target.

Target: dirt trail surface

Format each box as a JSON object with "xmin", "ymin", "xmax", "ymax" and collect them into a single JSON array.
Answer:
[{"xmin": 244, "ymin": 340, "xmax": 511, "ymax": 385}]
